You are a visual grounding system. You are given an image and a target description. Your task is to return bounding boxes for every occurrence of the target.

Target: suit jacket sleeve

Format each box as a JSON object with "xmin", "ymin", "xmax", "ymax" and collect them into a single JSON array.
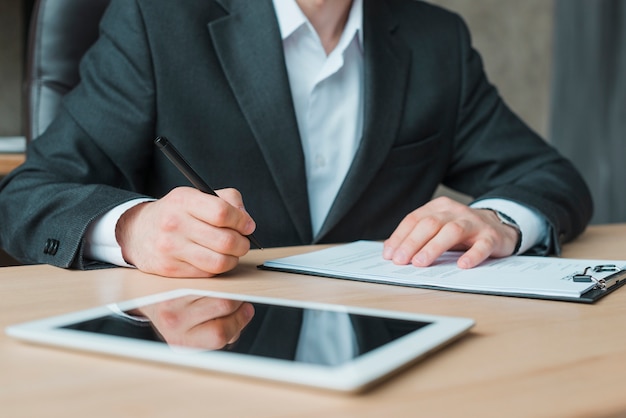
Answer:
[
  {"xmin": 0, "ymin": 0, "xmax": 156, "ymax": 269},
  {"xmin": 441, "ymin": 14, "xmax": 592, "ymax": 255}
]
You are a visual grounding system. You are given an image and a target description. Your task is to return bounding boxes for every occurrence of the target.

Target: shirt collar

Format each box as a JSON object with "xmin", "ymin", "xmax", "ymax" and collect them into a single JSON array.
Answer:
[{"xmin": 272, "ymin": 0, "xmax": 363, "ymax": 46}]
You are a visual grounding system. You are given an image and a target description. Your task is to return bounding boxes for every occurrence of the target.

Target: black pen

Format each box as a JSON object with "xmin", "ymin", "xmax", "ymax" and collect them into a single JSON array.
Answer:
[{"xmin": 154, "ymin": 136, "xmax": 263, "ymax": 249}]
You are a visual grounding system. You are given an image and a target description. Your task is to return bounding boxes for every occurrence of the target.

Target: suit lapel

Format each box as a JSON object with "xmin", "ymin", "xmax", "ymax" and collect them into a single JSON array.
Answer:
[
  {"xmin": 209, "ymin": 0, "xmax": 313, "ymax": 243},
  {"xmin": 316, "ymin": 0, "xmax": 411, "ymax": 241}
]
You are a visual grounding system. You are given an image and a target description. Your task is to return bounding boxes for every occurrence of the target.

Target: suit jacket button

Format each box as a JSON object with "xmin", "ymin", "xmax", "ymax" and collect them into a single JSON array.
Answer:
[{"xmin": 43, "ymin": 239, "xmax": 60, "ymax": 255}]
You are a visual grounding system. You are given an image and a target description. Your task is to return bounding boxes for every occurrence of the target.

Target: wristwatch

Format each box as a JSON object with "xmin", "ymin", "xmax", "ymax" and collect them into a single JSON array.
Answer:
[{"xmin": 490, "ymin": 210, "xmax": 523, "ymax": 255}]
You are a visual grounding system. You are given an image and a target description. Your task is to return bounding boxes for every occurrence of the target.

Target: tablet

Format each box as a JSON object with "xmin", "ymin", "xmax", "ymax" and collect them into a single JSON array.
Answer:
[{"xmin": 6, "ymin": 288, "xmax": 474, "ymax": 393}]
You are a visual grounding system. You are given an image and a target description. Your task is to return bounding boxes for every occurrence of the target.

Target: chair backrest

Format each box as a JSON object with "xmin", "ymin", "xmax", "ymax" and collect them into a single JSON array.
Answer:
[{"xmin": 24, "ymin": 0, "xmax": 111, "ymax": 142}]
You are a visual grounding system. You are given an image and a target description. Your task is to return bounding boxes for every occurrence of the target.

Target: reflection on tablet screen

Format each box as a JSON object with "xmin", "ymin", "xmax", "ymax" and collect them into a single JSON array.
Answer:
[{"xmin": 61, "ymin": 294, "xmax": 430, "ymax": 367}]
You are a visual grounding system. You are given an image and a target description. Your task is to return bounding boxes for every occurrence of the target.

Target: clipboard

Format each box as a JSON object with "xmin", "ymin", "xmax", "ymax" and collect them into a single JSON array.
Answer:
[
  {"xmin": 259, "ymin": 241, "xmax": 626, "ymax": 304},
  {"xmin": 567, "ymin": 265, "xmax": 626, "ymax": 303}
]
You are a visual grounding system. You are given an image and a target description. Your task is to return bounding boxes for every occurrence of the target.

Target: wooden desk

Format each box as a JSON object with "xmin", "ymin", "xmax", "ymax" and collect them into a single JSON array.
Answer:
[
  {"xmin": 0, "ymin": 152, "xmax": 25, "ymax": 176},
  {"xmin": 2, "ymin": 225, "xmax": 626, "ymax": 417}
]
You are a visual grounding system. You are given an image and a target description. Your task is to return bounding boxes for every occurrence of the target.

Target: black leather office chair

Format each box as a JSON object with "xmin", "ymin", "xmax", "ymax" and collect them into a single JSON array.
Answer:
[
  {"xmin": 24, "ymin": 0, "xmax": 111, "ymax": 142},
  {"xmin": 0, "ymin": 0, "xmax": 112, "ymax": 266}
]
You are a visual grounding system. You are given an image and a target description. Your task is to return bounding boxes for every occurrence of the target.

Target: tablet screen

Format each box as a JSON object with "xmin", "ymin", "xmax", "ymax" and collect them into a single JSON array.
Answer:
[{"xmin": 61, "ymin": 294, "xmax": 430, "ymax": 367}]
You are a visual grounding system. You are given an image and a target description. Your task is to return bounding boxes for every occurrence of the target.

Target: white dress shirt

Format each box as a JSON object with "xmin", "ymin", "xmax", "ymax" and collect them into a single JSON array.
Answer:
[
  {"xmin": 274, "ymin": 0, "xmax": 364, "ymax": 236},
  {"xmin": 84, "ymin": 0, "xmax": 546, "ymax": 265}
]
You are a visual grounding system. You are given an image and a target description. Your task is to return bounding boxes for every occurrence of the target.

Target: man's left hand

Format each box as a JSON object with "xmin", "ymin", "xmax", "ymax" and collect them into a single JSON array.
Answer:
[{"xmin": 383, "ymin": 197, "xmax": 520, "ymax": 269}]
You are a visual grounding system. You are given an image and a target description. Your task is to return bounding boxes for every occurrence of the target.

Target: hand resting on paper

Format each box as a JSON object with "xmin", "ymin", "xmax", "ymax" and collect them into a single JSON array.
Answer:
[{"xmin": 383, "ymin": 197, "xmax": 520, "ymax": 269}]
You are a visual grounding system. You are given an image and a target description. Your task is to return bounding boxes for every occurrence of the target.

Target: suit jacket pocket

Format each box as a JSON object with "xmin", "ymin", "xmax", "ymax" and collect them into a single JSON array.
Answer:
[{"xmin": 382, "ymin": 132, "xmax": 442, "ymax": 168}]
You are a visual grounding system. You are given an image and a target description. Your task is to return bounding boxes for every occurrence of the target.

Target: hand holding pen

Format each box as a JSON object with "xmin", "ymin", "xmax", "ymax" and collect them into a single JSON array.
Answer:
[
  {"xmin": 113, "ymin": 137, "xmax": 261, "ymax": 278},
  {"xmin": 155, "ymin": 136, "xmax": 263, "ymax": 249}
]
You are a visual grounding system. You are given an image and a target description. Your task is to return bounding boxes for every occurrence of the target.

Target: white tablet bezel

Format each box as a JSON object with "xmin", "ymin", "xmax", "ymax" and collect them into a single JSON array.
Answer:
[{"xmin": 6, "ymin": 288, "xmax": 474, "ymax": 393}]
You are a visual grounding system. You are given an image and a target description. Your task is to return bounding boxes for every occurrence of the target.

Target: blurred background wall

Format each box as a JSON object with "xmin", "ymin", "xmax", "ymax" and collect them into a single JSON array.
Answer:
[{"xmin": 550, "ymin": 0, "xmax": 626, "ymax": 224}]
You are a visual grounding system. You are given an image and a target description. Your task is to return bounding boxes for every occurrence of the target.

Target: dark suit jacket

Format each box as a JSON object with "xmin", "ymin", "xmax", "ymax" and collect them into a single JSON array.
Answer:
[{"xmin": 0, "ymin": 0, "xmax": 592, "ymax": 269}]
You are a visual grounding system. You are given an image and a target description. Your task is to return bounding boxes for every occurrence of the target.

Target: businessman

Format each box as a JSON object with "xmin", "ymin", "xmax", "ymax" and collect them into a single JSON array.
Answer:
[{"xmin": 0, "ymin": 0, "xmax": 592, "ymax": 277}]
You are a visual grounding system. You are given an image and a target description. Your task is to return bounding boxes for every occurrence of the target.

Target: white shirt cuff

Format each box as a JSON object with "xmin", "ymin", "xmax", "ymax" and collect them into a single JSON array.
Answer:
[
  {"xmin": 470, "ymin": 198, "xmax": 548, "ymax": 254},
  {"xmin": 83, "ymin": 198, "xmax": 155, "ymax": 267}
]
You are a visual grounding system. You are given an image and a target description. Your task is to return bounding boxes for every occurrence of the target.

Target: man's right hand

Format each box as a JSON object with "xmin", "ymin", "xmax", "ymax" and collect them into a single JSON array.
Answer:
[{"xmin": 115, "ymin": 187, "xmax": 256, "ymax": 277}]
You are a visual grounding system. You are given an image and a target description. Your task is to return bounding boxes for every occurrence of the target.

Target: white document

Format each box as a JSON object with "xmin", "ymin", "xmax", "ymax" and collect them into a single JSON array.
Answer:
[{"xmin": 262, "ymin": 241, "xmax": 626, "ymax": 300}]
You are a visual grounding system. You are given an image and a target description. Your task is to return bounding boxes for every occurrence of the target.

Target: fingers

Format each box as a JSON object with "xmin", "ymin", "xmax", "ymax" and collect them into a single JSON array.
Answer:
[
  {"xmin": 147, "ymin": 296, "xmax": 255, "ymax": 349},
  {"xmin": 183, "ymin": 299, "xmax": 255, "ymax": 349},
  {"xmin": 181, "ymin": 187, "xmax": 256, "ymax": 238},
  {"xmin": 384, "ymin": 197, "xmax": 515, "ymax": 269},
  {"xmin": 116, "ymin": 187, "xmax": 257, "ymax": 277},
  {"xmin": 383, "ymin": 214, "xmax": 442, "ymax": 265},
  {"xmin": 457, "ymin": 238, "xmax": 495, "ymax": 269}
]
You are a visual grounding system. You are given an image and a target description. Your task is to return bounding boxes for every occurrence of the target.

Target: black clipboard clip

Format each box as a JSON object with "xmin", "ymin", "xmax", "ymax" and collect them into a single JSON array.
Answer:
[{"xmin": 573, "ymin": 265, "xmax": 622, "ymax": 290}]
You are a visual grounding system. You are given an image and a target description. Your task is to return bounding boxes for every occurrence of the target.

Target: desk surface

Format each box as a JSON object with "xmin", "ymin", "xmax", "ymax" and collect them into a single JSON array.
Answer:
[
  {"xmin": 2, "ymin": 224, "xmax": 626, "ymax": 417},
  {"xmin": 0, "ymin": 152, "xmax": 24, "ymax": 176}
]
